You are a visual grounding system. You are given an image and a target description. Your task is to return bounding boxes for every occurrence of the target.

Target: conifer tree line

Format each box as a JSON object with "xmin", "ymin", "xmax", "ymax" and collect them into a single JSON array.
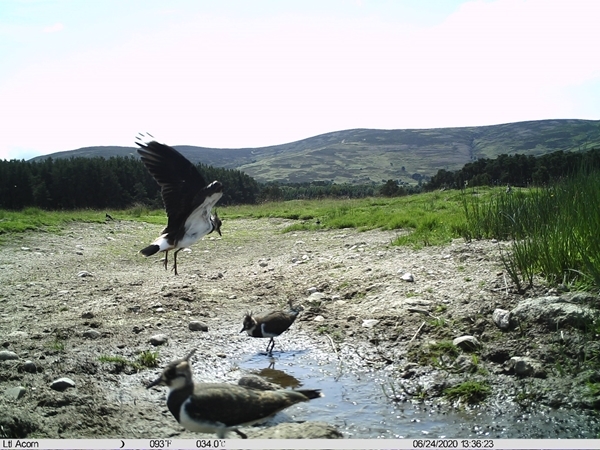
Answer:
[
  {"xmin": 1, "ymin": 148, "xmax": 598, "ymax": 210},
  {"xmin": 0, "ymin": 156, "xmax": 259, "ymax": 210},
  {"xmin": 425, "ymin": 148, "xmax": 600, "ymax": 190}
]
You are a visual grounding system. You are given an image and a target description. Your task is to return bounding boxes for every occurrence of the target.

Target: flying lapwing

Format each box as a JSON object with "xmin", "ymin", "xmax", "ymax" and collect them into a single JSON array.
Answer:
[
  {"xmin": 146, "ymin": 349, "xmax": 323, "ymax": 439},
  {"xmin": 241, "ymin": 299, "xmax": 303, "ymax": 355},
  {"xmin": 136, "ymin": 134, "xmax": 223, "ymax": 275}
]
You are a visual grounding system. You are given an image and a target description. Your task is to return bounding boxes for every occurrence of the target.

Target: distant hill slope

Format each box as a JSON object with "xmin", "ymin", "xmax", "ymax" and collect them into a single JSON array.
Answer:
[{"xmin": 30, "ymin": 119, "xmax": 600, "ymax": 184}]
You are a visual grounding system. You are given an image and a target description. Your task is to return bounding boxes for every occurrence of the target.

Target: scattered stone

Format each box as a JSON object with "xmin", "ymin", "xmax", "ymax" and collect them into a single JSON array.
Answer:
[
  {"xmin": 452, "ymin": 354, "xmax": 477, "ymax": 373},
  {"xmin": 307, "ymin": 287, "xmax": 318, "ymax": 294},
  {"xmin": 259, "ymin": 261, "xmax": 268, "ymax": 267},
  {"xmin": 362, "ymin": 319, "xmax": 380, "ymax": 328},
  {"xmin": 7, "ymin": 331, "xmax": 28, "ymax": 340},
  {"xmin": 508, "ymin": 356, "xmax": 546, "ymax": 378},
  {"xmin": 155, "ymin": 307, "xmax": 166, "ymax": 313},
  {"xmin": 77, "ymin": 271, "xmax": 93, "ymax": 277},
  {"xmin": 401, "ymin": 272, "xmax": 415, "ymax": 282},
  {"xmin": 0, "ymin": 350, "xmax": 19, "ymax": 361},
  {"xmin": 492, "ymin": 309, "xmax": 511, "ymax": 330},
  {"xmin": 83, "ymin": 329, "xmax": 101, "ymax": 339},
  {"xmin": 21, "ymin": 247, "xmax": 31, "ymax": 251},
  {"xmin": 22, "ymin": 360, "xmax": 38, "ymax": 373},
  {"xmin": 4, "ymin": 386, "xmax": 26, "ymax": 401},
  {"xmin": 188, "ymin": 321, "xmax": 208, "ymax": 332},
  {"xmin": 313, "ymin": 315, "xmax": 325, "ymax": 322},
  {"xmin": 81, "ymin": 311, "xmax": 94, "ymax": 319},
  {"xmin": 510, "ymin": 295, "xmax": 597, "ymax": 330},
  {"xmin": 51, "ymin": 377, "xmax": 76, "ymax": 391},
  {"xmin": 249, "ymin": 421, "xmax": 343, "ymax": 439},
  {"xmin": 308, "ymin": 292, "xmax": 327, "ymax": 301},
  {"xmin": 150, "ymin": 334, "xmax": 168, "ymax": 346},
  {"xmin": 452, "ymin": 335, "xmax": 481, "ymax": 352},
  {"xmin": 228, "ymin": 295, "xmax": 237, "ymax": 299}
]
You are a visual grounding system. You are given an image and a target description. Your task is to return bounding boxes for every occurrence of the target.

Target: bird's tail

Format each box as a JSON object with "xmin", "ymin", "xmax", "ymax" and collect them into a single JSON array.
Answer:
[
  {"xmin": 140, "ymin": 244, "xmax": 160, "ymax": 256},
  {"xmin": 295, "ymin": 389, "xmax": 324, "ymax": 400}
]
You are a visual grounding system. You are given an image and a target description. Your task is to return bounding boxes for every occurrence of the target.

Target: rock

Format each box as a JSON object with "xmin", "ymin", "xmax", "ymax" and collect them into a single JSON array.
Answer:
[
  {"xmin": 401, "ymin": 272, "xmax": 415, "ymax": 282},
  {"xmin": 4, "ymin": 386, "xmax": 26, "ymax": 401},
  {"xmin": 7, "ymin": 331, "xmax": 28, "ymax": 340},
  {"xmin": 308, "ymin": 292, "xmax": 327, "ymax": 301},
  {"xmin": 510, "ymin": 295, "xmax": 597, "ymax": 330},
  {"xmin": 150, "ymin": 334, "xmax": 168, "ymax": 346},
  {"xmin": 0, "ymin": 350, "xmax": 19, "ymax": 361},
  {"xmin": 307, "ymin": 287, "xmax": 318, "ymax": 294},
  {"xmin": 51, "ymin": 377, "xmax": 76, "ymax": 391},
  {"xmin": 77, "ymin": 271, "xmax": 93, "ymax": 277},
  {"xmin": 22, "ymin": 360, "xmax": 38, "ymax": 373},
  {"xmin": 509, "ymin": 356, "xmax": 546, "ymax": 378},
  {"xmin": 452, "ymin": 354, "xmax": 476, "ymax": 373},
  {"xmin": 259, "ymin": 261, "xmax": 268, "ymax": 267},
  {"xmin": 188, "ymin": 321, "xmax": 208, "ymax": 332},
  {"xmin": 21, "ymin": 247, "xmax": 31, "ymax": 251},
  {"xmin": 452, "ymin": 335, "xmax": 481, "ymax": 352},
  {"xmin": 155, "ymin": 307, "xmax": 166, "ymax": 313},
  {"xmin": 249, "ymin": 421, "xmax": 343, "ymax": 439},
  {"xmin": 492, "ymin": 309, "xmax": 511, "ymax": 330},
  {"xmin": 362, "ymin": 319, "xmax": 380, "ymax": 328},
  {"xmin": 81, "ymin": 311, "xmax": 94, "ymax": 319},
  {"xmin": 83, "ymin": 329, "xmax": 101, "ymax": 339},
  {"xmin": 313, "ymin": 315, "xmax": 325, "ymax": 322}
]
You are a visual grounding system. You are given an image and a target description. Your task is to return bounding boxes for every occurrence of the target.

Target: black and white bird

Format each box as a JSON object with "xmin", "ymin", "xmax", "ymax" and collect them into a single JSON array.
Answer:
[
  {"xmin": 146, "ymin": 349, "xmax": 323, "ymax": 439},
  {"xmin": 136, "ymin": 134, "xmax": 223, "ymax": 275},
  {"xmin": 241, "ymin": 299, "xmax": 302, "ymax": 355}
]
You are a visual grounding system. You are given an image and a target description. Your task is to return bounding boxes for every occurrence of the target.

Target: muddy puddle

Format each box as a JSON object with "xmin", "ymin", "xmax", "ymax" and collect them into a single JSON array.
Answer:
[{"xmin": 234, "ymin": 336, "xmax": 600, "ymax": 439}]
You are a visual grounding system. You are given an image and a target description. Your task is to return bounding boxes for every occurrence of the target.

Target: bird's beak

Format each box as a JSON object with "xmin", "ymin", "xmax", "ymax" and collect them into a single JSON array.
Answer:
[
  {"xmin": 240, "ymin": 327, "xmax": 246, "ymax": 333},
  {"xmin": 146, "ymin": 376, "xmax": 163, "ymax": 389}
]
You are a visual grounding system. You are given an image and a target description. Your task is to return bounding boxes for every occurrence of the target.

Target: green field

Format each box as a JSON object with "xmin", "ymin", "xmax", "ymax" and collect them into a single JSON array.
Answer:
[{"xmin": 2, "ymin": 173, "xmax": 599, "ymax": 291}]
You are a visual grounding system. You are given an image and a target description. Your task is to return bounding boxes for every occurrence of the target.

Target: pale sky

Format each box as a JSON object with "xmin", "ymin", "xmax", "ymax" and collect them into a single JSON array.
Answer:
[{"xmin": 1, "ymin": 0, "xmax": 599, "ymax": 160}]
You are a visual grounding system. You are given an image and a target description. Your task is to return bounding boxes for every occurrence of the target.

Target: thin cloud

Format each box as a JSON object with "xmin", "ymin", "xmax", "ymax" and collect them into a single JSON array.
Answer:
[{"xmin": 42, "ymin": 23, "xmax": 64, "ymax": 33}]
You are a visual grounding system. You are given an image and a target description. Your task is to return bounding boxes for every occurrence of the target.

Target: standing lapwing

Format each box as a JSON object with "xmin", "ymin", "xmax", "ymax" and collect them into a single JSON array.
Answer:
[
  {"xmin": 146, "ymin": 349, "xmax": 323, "ymax": 439},
  {"xmin": 136, "ymin": 134, "xmax": 223, "ymax": 275},
  {"xmin": 241, "ymin": 299, "xmax": 303, "ymax": 355}
]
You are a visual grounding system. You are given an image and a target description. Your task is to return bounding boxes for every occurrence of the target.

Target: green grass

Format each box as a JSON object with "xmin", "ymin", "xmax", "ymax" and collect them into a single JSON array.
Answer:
[
  {"xmin": 0, "ymin": 207, "xmax": 168, "ymax": 236},
  {"xmin": 0, "ymin": 192, "xmax": 471, "ymax": 247},
  {"xmin": 98, "ymin": 351, "xmax": 159, "ymax": 371},
  {"xmin": 462, "ymin": 169, "xmax": 600, "ymax": 291},
  {"xmin": 224, "ymin": 191, "xmax": 471, "ymax": 247},
  {"xmin": 444, "ymin": 380, "xmax": 491, "ymax": 404}
]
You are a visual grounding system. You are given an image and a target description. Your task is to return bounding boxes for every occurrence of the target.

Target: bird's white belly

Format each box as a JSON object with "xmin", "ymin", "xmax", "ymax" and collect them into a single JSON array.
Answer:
[
  {"xmin": 179, "ymin": 403, "xmax": 221, "ymax": 433},
  {"xmin": 179, "ymin": 221, "xmax": 212, "ymax": 248}
]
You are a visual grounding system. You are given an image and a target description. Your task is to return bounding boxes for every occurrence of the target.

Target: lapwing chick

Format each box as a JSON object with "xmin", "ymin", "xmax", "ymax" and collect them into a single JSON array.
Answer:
[
  {"xmin": 136, "ymin": 134, "xmax": 223, "ymax": 275},
  {"xmin": 147, "ymin": 350, "xmax": 323, "ymax": 439},
  {"xmin": 241, "ymin": 299, "xmax": 303, "ymax": 355}
]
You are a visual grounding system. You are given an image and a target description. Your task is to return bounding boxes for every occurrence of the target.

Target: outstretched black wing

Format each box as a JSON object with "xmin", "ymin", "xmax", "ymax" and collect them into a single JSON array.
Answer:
[{"xmin": 136, "ymin": 136, "xmax": 207, "ymax": 230}]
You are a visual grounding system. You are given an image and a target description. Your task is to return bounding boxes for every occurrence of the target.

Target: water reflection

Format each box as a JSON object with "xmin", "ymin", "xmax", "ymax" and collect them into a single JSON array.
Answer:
[{"xmin": 237, "ymin": 343, "xmax": 600, "ymax": 438}]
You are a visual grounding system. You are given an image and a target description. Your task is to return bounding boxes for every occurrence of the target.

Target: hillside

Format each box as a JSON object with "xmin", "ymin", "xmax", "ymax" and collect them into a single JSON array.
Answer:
[{"xmin": 30, "ymin": 119, "xmax": 600, "ymax": 184}]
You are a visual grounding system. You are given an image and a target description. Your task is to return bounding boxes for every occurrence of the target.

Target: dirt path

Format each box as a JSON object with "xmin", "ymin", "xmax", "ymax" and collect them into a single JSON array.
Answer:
[{"xmin": 1, "ymin": 218, "xmax": 598, "ymax": 439}]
